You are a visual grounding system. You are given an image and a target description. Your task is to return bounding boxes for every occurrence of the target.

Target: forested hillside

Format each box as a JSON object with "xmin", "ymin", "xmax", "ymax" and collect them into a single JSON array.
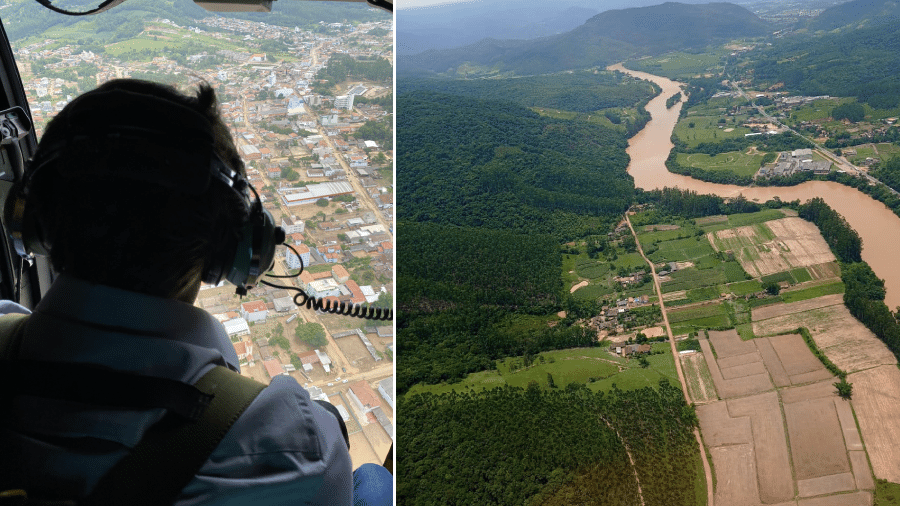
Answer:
[
  {"xmin": 399, "ymin": 70, "xmax": 658, "ymax": 114},
  {"xmin": 398, "ymin": 91, "xmax": 634, "ymax": 240},
  {"xmin": 749, "ymin": 23, "xmax": 900, "ymax": 109},
  {"xmin": 806, "ymin": 0, "xmax": 900, "ymax": 32},
  {"xmin": 399, "ymin": 1, "xmax": 770, "ymax": 76}
]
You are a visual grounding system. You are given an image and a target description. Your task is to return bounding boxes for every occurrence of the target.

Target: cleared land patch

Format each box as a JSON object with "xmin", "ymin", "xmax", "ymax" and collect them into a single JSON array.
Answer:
[
  {"xmin": 710, "ymin": 217, "xmax": 836, "ymax": 278},
  {"xmin": 728, "ymin": 392, "xmax": 795, "ymax": 503},
  {"xmin": 681, "ymin": 352, "xmax": 717, "ymax": 403},
  {"xmin": 784, "ymin": 394, "xmax": 851, "ymax": 481},
  {"xmin": 752, "ymin": 301, "xmax": 896, "ymax": 373},
  {"xmin": 849, "ymin": 365, "xmax": 900, "ymax": 484}
]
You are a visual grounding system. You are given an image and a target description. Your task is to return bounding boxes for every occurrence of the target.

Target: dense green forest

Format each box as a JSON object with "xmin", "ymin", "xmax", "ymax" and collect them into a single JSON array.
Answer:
[
  {"xmin": 398, "ymin": 222, "xmax": 562, "ymax": 311},
  {"xmin": 870, "ymin": 156, "xmax": 900, "ymax": 192},
  {"xmin": 398, "ymin": 91, "xmax": 634, "ymax": 240},
  {"xmin": 748, "ymin": 24, "xmax": 900, "ymax": 109},
  {"xmin": 399, "ymin": 380, "xmax": 701, "ymax": 506},
  {"xmin": 398, "ymin": 70, "xmax": 659, "ymax": 116},
  {"xmin": 317, "ymin": 54, "xmax": 393, "ymax": 85}
]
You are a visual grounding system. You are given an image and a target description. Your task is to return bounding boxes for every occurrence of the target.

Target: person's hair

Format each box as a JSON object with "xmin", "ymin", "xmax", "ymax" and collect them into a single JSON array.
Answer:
[{"xmin": 26, "ymin": 79, "xmax": 248, "ymax": 300}]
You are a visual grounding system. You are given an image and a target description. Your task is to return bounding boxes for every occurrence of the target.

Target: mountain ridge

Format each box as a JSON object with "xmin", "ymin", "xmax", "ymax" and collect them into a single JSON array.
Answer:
[{"xmin": 399, "ymin": 2, "xmax": 771, "ymax": 76}]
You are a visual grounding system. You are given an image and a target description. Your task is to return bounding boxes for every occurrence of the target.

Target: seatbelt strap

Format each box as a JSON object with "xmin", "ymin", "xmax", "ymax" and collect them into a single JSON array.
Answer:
[
  {"xmin": 0, "ymin": 313, "xmax": 267, "ymax": 506},
  {"xmin": 85, "ymin": 366, "xmax": 267, "ymax": 506}
]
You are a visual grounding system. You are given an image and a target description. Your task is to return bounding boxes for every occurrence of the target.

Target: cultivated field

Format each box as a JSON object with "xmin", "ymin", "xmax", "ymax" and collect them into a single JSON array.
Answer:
[
  {"xmin": 696, "ymin": 329, "xmax": 875, "ymax": 505},
  {"xmin": 752, "ymin": 297, "xmax": 897, "ymax": 373},
  {"xmin": 710, "ymin": 217, "xmax": 836, "ymax": 278},
  {"xmin": 680, "ymin": 351, "xmax": 717, "ymax": 403},
  {"xmin": 848, "ymin": 366, "xmax": 900, "ymax": 484}
]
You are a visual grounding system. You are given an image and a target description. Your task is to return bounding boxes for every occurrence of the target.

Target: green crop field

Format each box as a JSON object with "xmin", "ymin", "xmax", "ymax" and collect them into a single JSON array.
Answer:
[
  {"xmin": 780, "ymin": 281, "xmax": 845, "ymax": 304},
  {"xmin": 676, "ymin": 151, "xmax": 765, "ymax": 177},
  {"xmin": 728, "ymin": 279, "xmax": 762, "ymax": 295},
  {"xmin": 648, "ymin": 236, "xmax": 715, "ymax": 263},
  {"xmin": 660, "ymin": 267, "xmax": 727, "ymax": 293},
  {"xmin": 790, "ymin": 267, "xmax": 813, "ymax": 283},
  {"xmin": 668, "ymin": 303, "xmax": 728, "ymax": 324}
]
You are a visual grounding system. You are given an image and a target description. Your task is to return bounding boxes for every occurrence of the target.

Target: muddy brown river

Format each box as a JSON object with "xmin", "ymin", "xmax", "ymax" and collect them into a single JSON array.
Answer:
[{"xmin": 610, "ymin": 64, "xmax": 900, "ymax": 309}]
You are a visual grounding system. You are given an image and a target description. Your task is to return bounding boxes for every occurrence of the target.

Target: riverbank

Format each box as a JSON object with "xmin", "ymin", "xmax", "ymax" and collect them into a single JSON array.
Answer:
[{"xmin": 610, "ymin": 63, "xmax": 900, "ymax": 309}]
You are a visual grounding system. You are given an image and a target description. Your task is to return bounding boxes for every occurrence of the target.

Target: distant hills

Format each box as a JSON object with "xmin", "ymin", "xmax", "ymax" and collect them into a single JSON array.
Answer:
[
  {"xmin": 400, "ymin": 2, "xmax": 772, "ymax": 76},
  {"xmin": 807, "ymin": 0, "xmax": 900, "ymax": 31},
  {"xmin": 2, "ymin": 0, "xmax": 386, "ymax": 44}
]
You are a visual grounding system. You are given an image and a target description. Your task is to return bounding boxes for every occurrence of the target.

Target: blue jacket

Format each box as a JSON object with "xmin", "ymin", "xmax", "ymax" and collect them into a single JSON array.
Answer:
[{"xmin": 0, "ymin": 274, "xmax": 352, "ymax": 505}]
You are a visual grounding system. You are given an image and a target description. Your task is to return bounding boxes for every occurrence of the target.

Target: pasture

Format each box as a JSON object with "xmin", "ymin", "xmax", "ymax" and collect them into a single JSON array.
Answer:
[
  {"xmin": 405, "ymin": 344, "xmax": 679, "ymax": 396},
  {"xmin": 676, "ymin": 150, "xmax": 765, "ymax": 178}
]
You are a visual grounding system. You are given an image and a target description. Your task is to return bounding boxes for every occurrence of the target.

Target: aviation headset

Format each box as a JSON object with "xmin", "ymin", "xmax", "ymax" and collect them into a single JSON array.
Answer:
[{"xmin": 3, "ymin": 87, "xmax": 285, "ymax": 296}]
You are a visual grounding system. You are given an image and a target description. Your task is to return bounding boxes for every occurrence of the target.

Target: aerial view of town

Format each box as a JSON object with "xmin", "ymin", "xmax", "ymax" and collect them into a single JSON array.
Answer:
[{"xmin": 8, "ymin": 1, "xmax": 393, "ymax": 469}]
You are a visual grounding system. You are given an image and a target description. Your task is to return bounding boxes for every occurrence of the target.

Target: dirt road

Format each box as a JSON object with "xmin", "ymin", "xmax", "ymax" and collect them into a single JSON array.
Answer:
[{"xmin": 626, "ymin": 212, "xmax": 715, "ymax": 506}]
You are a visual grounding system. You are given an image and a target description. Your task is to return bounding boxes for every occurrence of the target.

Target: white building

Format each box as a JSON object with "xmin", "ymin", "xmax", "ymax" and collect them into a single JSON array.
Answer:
[
  {"xmin": 286, "ymin": 243, "xmax": 311, "ymax": 270},
  {"xmin": 281, "ymin": 215, "xmax": 305, "ymax": 234},
  {"xmin": 240, "ymin": 300, "xmax": 268, "ymax": 323},
  {"xmin": 273, "ymin": 296, "xmax": 296, "ymax": 312},
  {"xmin": 223, "ymin": 317, "xmax": 250, "ymax": 337},
  {"xmin": 378, "ymin": 377, "xmax": 394, "ymax": 410},
  {"xmin": 334, "ymin": 94, "xmax": 354, "ymax": 110},
  {"xmin": 307, "ymin": 278, "xmax": 341, "ymax": 299},
  {"xmin": 314, "ymin": 349, "xmax": 332, "ymax": 373},
  {"xmin": 281, "ymin": 182, "xmax": 353, "ymax": 207}
]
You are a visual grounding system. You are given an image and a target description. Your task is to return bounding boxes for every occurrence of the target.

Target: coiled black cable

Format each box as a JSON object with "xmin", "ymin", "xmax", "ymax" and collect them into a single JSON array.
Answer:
[{"xmin": 259, "ymin": 243, "xmax": 392, "ymax": 321}]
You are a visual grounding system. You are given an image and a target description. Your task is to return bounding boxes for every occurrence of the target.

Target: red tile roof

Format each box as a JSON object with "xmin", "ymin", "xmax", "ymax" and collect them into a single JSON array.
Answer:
[
  {"xmin": 241, "ymin": 300, "xmax": 267, "ymax": 313},
  {"xmin": 349, "ymin": 381, "xmax": 380, "ymax": 409}
]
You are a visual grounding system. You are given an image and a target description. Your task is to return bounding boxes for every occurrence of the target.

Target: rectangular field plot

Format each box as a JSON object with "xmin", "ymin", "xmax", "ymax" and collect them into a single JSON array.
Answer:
[
  {"xmin": 710, "ymin": 444, "xmax": 760, "ymax": 506},
  {"xmin": 780, "ymin": 281, "xmax": 845, "ymax": 304},
  {"xmin": 648, "ymin": 236, "xmax": 715, "ymax": 263},
  {"xmin": 769, "ymin": 333, "xmax": 827, "ymax": 378},
  {"xmin": 711, "ymin": 217, "xmax": 836, "ymax": 278},
  {"xmin": 784, "ymin": 396, "xmax": 851, "ymax": 481},
  {"xmin": 848, "ymin": 365, "xmax": 900, "ymax": 484},
  {"xmin": 728, "ymin": 392, "xmax": 795, "ymax": 504},
  {"xmin": 680, "ymin": 352, "xmax": 717, "ymax": 403}
]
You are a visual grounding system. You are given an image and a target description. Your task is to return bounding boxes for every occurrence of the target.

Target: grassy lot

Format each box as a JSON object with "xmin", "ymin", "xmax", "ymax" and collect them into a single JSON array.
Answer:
[
  {"xmin": 668, "ymin": 302, "xmax": 731, "ymax": 335},
  {"xmin": 668, "ymin": 303, "xmax": 728, "ymax": 324},
  {"xmin": 673, "ymin": 114, "xmax": 752, "ymax": 148},
  {"xmin": 790, "ymin": 267, "xmax": 813, "ymax": 283},
  {"xmin": 780, "ymin": 280, "xmax": 845, "ymax": 304},
  {"xmin": 875, "ymin": 479, "xmax": 900, "ymax": 505},
  {"xmin": 405, "ymin": 344, "xmax": 679, "ymax": 395},
  {"xmin": 760, "ymin": 271, "xmax": 795, "ymax": 284},
  {"xmin": 647, "ymin": 236, "xmax": 715, "ymax": 263},
  {"xmin": 588, "ymin": 343, "xmax": 680, "ymax": 393},
  {"xmin": 572, "ymin": 283, "xmax": 616, "ymax": 300},
  {"xmin": 700, "ymin": 209, "xmax": 787, "ymax": 233},
  {"xmin": 676, "ymin": 150, "xmax": 765, "ymax": 178},
  {"xmin": 787, "ymin": 98, "xmax": 848, "ymax": 123},
  {"xmin": 727, "ymin": 279, "xmax": 763, "ymax": 295}
]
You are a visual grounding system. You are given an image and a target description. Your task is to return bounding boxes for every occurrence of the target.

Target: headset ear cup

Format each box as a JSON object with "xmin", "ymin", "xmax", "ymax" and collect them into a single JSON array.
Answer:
[{"xmin": 4, "ymin": 180, "xmax": 48, "ymax": 259}]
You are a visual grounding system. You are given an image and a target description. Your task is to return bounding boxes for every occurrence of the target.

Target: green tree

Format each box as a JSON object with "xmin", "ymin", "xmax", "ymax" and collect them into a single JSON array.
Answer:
[
  {"xmin": 295, "ymin": 322, "xmax": 327, "ymax": 347},
  {"xmin": 764, "ymin": 281, "xmax": 781, "ymax": 295},
  {"xmin": 834, "ymin": 378, "xmax": 853, "ymax": 400}
]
